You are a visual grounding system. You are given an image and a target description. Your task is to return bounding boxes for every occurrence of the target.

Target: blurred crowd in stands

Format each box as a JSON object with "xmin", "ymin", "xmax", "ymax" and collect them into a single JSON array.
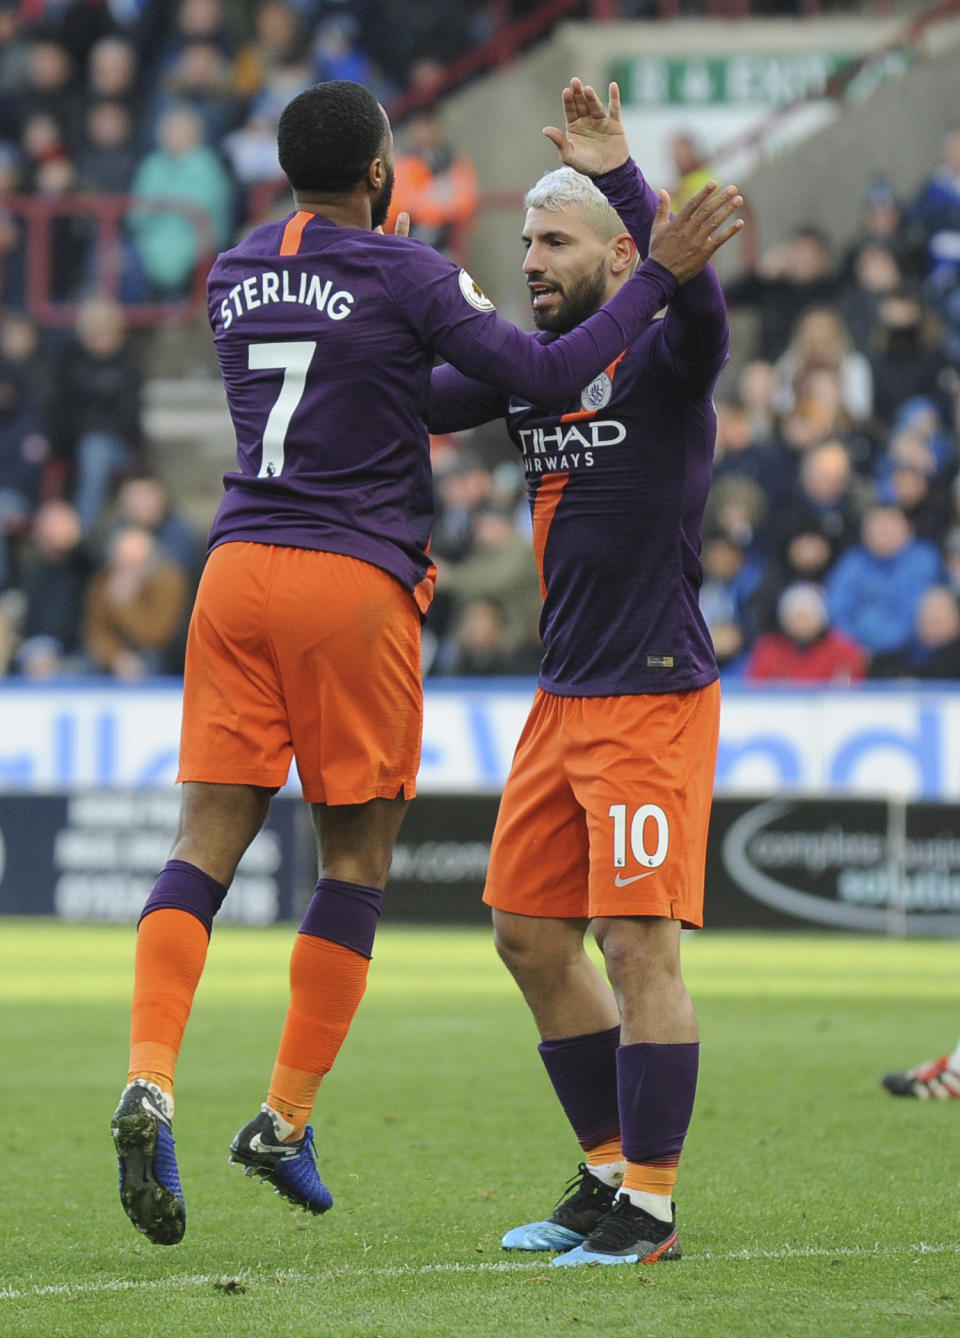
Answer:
[{"xmin": 0, "ymin": 0, "xmax": 959, "ymax": 685}]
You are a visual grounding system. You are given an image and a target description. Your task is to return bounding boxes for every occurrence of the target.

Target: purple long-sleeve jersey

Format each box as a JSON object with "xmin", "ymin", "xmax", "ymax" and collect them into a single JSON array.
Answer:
[
  {"xmin": 426, "ymin": 159, "xmax": 727, "ymax": 694},
  {"xmin": 206, "ymin": 208, "xmax": 677, "ymax": 613}
]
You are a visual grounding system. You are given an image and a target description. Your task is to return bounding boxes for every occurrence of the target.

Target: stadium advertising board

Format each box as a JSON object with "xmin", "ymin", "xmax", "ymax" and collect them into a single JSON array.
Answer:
[
  {"xmin": 2, "ymin": 791, "xmax": 959, "ymax": 935},
  {"xmin": 707, "ymin": 798, "xmax": 960, "ymax": 935},
  {"xmin": 0, "ymin": 790, "xmax": 304, "ymax": 924},
  {"xmin": 611, "ymin": 49, "xmax": 910, "ymax": 196},
  {"xmin": 0, "ymin": 682, "xmax": 959, "ymax": 799}
]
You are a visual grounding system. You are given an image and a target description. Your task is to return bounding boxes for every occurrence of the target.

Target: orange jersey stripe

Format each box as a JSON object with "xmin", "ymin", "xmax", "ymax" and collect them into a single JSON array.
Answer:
[
  {"xmin": 280, "ymin": 210, "xmax": 312, "ymax": 256},
  {"xmin": 531, "ymin": 474, "xmax": 569, "ymax": 600},
  {"xmin": 560, "ymin": 349, "xmax": 627, "ymax": 423}
]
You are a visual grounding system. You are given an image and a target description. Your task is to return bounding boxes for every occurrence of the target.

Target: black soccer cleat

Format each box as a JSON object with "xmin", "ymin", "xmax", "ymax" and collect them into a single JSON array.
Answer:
[
  {"xmin": 881, "ymin": 1054, "xmax": 960, "ymax": 1099},
  {"xmin": 500, "ymin": 1162, "xmax": 618, "ymax": 1251},
  {"xmin": 552, "ymin": 1194, "xmax": 681, "ymax": 1267}
]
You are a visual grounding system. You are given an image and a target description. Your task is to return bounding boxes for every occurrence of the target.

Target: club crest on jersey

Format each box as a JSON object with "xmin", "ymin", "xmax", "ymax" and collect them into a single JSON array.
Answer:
[
  {"xmin": 458, "ymin": 269, "xmax": 496, "ymax": 312},
  {"xmin": 581, "ymin": 371, "xmax": 612, "ymax": 412}
]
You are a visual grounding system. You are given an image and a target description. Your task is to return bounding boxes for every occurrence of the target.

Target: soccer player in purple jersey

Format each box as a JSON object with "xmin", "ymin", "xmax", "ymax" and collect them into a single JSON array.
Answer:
[
  {"xmin": 108, "ymin": 78, "xmax": 742, "ymax": 1247},
  {"xmin": 425, "ymin": 80, "xmax": 743, "ymax": 1266}
]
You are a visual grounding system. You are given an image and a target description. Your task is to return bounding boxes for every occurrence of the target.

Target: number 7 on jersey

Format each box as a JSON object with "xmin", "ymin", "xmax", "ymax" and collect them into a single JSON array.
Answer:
[{"xmin": 248, "ymin": 340, "xmax": 316, "ymax": 478}]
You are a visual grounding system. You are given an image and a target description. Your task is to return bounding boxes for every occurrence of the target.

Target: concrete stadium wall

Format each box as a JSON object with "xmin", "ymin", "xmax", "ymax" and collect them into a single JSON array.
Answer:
[{"xmin": 435, "ymin": 15, "xmax": 960, "ymax": 314}]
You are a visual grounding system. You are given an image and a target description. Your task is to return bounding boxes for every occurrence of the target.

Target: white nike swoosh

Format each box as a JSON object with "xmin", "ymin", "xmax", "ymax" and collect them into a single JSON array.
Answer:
[
  {"xmin": 613, "ymin": 870, "xmax": 656, "ymax": 886},
  {"xmin": 507, "ymin": 398, "xmax": 529, "ymax": 414},
  {"xmin": 138, "ymin": 1094, "xmax": 171, "ymax": 1126},
  {"xmin": 248, "ymin": 1132, "xmax": 279, "ymax": 1154},
  {"xmin": 248, "ymin": 1130, "xmax": 297, "ymax": 1158}
]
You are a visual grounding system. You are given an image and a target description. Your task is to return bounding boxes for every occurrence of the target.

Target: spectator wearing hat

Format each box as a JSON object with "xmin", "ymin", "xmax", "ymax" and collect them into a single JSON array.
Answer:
[
  {"xmin": 699, "ymin": 529, "xmax": 764, "ymax": 675},
  {"xmin": 836, "ymin": 242, "xmax": 903, "ymax": 355},
  {"xmin": 874, "ymin": 422, "xmax": 952, "ymax": 545},
  {"xmin": 841, "ymin": 175, "xmax": 926, "ymax": 286},
  {"xmin": 745, "ymin": 582, "xmax": 867, "ymax": 683},
  {"xmin": 868, "ymin": 289, "xmax": 953, "ymax": 428}
]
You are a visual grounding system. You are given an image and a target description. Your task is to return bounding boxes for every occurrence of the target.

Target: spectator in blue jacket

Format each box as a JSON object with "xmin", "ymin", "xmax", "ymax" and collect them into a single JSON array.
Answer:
[
  {"xmin": 826, "ymin": 503, "xmax": 945, "ymax": 658},
  {"xmin": 911, "ymin": 125, "xmax": 960, "ymax": 360},
  {"xmin": 912, "ymin": 126, "xmax": 960, "ymax": 289}
]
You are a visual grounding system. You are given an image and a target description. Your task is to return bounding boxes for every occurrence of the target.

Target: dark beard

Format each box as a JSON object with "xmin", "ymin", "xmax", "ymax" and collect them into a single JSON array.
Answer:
[
  {"xmin": 371, "ymin": 164, "xmax": 395, "ymax": 230},
  {"xmin": 531, "ymin": 262, "xmax": 607, "ymax": 334}
]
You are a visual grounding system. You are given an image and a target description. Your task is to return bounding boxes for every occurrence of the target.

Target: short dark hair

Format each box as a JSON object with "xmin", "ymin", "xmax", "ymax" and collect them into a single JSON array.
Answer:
[{"xmin": 278, "ymin": 80, "xmax": 387, "ymax": 193}]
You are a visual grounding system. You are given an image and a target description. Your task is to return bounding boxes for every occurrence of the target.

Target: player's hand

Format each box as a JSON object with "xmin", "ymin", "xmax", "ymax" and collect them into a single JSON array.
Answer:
[
  {"xmin": 542, "ymin": 77, "xmax": 630, "ymax": 177},
  {"xmin": 375, "ymin": 211, "xmax": 411, "ymax": 237},
  {"xmin": 647, "ymin": 182, "xmax": 744, "ymax": 284}
]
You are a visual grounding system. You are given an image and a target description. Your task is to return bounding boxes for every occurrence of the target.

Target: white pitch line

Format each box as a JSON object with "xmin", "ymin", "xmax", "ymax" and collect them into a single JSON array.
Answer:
[{"xmin": 2, "ymin": 1242, "xmax": 959, "ymax": 1302}]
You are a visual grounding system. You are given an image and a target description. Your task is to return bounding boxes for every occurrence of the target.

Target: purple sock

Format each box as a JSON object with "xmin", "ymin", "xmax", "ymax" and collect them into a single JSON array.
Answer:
[
  {"xmin": 138, "ymin": 859, "xmax": 228, "ymax": 935},
  {"xmin": 299, "ymin": 877, "xmax": 383, "ymax": 959},
  {"xmin": 616, "ymin": 1041, "xmax": 700, "ymax": 1166},
  {"xmin": 538, "ymin": 1026, "xmax": 621, "ymax": 1152}
]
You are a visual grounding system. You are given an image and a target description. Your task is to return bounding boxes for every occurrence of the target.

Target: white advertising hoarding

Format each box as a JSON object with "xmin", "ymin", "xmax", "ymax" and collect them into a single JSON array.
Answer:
[{"xmin": 0, "ymin": 681, "xmax": 958, "ymax": 800}]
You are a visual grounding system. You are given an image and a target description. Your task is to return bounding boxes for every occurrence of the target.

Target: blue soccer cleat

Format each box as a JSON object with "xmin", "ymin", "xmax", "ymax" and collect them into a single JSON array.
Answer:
[
  {"xmin": 229, "ymin": 1105, "xmax": 333, "ymax": 1215},
  {"xmin": 552, "ymin": 1195, "xmax": 681, "ymax": 1267},
  {"xmin": 111, "ymin": 1080, "xmax": 186, "ymax": 1245},
  {"xmin": 501, "ymin": 1163, "xmax": 617, "ymax": 1251}
]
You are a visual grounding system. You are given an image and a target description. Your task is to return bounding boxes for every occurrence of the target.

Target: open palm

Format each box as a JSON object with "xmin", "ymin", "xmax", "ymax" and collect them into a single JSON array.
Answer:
[{"xmin": 543, "ymin": 77, "xmax": 630, "ymax": 177}]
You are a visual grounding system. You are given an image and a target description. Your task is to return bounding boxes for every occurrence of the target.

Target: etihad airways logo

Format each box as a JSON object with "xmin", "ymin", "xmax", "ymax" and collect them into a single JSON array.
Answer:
[
  {"xmin": 516, "ymin": 419, "xmax": 626, "ymax": 474},
  {"xmin": 517, "ymin": 420, "xmax": 626, "ymax": 455}
]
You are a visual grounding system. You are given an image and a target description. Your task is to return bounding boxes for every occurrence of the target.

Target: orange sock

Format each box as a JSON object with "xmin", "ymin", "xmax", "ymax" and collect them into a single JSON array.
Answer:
[
  {"xmin": 586, "ymin": 1135, "xmax": 624, "ymax": 1166},
  {"xmin": 622, "ymin": 1155, "xmax": 680, "ymax": 1197},
  {"xmin": 127, "ymin": 907, "xmax": 210, "ymax": 1096},
  {"xmin": 267, "ymin": 934, "xmax": 371, "ymax": 1138}
]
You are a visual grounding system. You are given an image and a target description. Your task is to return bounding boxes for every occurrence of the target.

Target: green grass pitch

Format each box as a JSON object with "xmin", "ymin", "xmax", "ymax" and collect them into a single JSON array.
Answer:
[{"xmin": 1, "ymin": 919, "xmax": 958, "ymax": 1338}]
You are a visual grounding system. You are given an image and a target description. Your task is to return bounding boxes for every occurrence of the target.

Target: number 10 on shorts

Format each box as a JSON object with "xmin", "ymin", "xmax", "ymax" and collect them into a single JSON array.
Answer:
[{"xmin": 608, "ymin": 803, "xmax": 669, "ymax": 869}]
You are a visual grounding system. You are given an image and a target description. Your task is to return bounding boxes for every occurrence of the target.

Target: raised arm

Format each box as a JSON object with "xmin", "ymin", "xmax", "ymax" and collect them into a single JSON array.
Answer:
[
  {"xmin": 396, "ymin": 185, "xmax": 742, "ymax": 406},
  {"xmin": 545, "ymin": 76, "xmax": 658, "ymax": 257},
  {"xmin": 552, "ymin": 77, "xmax": 735, "ymax": 374},
  {"xmin": 430, "ymin": 252, "xmax": 676, "ymax": 403}
]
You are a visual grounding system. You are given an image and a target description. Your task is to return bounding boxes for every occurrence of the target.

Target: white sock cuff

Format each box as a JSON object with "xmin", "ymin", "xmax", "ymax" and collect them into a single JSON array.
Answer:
[
  {"xmin": 586, "ymin": 1159, "xmax": 625, "ymax": 1188},
  {"xmin": 617, "ymin": 1187, "xmax": 674, "ymax": 1222}
]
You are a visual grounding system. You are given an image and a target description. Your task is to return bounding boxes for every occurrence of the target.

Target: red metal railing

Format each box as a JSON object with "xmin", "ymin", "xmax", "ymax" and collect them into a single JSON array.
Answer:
[
  {"xmin": 0, "ymin": 193, "xmax": 215, "ymax": 328},
  {"xmin": 7, "ymin": 0, "xmax": 956, "ymax": 327}
]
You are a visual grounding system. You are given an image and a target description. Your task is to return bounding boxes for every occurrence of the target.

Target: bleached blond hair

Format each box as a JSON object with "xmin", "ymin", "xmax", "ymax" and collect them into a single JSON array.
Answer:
[{"xmin": 523, "ymin": 166, "xmax": 627, "ymax": 243}]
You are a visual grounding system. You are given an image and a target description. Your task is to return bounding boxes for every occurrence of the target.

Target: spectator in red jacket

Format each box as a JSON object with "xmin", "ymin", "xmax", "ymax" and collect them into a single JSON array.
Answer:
[{"xmin": 745, "ymin": 581, "xmax": 867, "ymax": 684}]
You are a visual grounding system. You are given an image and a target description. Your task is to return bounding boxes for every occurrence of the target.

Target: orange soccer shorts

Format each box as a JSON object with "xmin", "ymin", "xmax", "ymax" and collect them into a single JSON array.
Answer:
[
  {"xmin": 483, "ymin": 680, "xmax": 721, "ymax": 927},
  {"xmin": 177, "ymin": 542, "xmax": 422, "ymax": 804}
]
